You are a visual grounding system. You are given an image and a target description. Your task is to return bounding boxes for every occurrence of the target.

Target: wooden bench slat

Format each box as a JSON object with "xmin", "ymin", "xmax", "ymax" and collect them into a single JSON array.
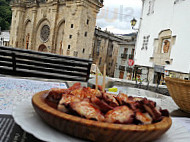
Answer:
[
  {"xmin": 0, "ymin": 46, "xmax": 92, "ymax": 63},
  {"xmin": 0, "ymin": 46, "xmax": 92, "ymax": 82}
]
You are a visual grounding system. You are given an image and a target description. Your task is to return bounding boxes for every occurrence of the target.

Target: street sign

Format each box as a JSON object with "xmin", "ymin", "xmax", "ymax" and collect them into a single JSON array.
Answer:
[{"xmin": 128, "ymin": 59, "xmax": 134, "ymax": 66}]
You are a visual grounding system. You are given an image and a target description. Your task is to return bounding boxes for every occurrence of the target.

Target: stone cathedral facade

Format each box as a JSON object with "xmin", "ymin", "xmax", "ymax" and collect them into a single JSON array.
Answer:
[{"xmin": 9, "ymin": 0, "xmax": 103, "ymax": 59}]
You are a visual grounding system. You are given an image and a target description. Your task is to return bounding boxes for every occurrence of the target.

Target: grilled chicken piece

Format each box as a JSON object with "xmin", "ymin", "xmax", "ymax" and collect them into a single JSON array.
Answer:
[
  {"xmin": 143, "ymin": 105, "xmax": 162, "ymax": 121},
  {"xmin": 136, "ymin": 112, "xmax": 152, "ymax": 124},
  {"xmin": 103, "ymin": 93, "xmax": 119, "ymax": 107},
  {"xmin": 88, "ymin": 88, "xmax": 102, "ymax": 98},
  {"xmin": 59, "ymin": 94, "xmax": 81, "ymax": 106},
  {"xmin": 68, "ymin": 82, "xmax": 82, "ymax": 91},
  {"xmin": 91, "ymin": 96, "xmax": 113, "ymax": 113},
  {"xmin": 105, "ymin": 106, "xmax": 134, "ymax": 124},
  {"xmin": 58, "ymin": 94, "xmax": 81, "ymax": 112},
  {"xmin": 116, "ymin": 95, "xmax": 144, "ymax": 111},
  {"xmin": 70, "ymin": 100, "xmax": 105, "ymax": 121},
  {"xmin": 116, "ymin": 93, "xmax": 128, "ymax": 105},
  {"xmin": 71, "ymin": 87, "xmax": 102, "ymax": 99},
  {"xmin": 46, "ymin": 88, "xmax": 67, "ymax": 104}
]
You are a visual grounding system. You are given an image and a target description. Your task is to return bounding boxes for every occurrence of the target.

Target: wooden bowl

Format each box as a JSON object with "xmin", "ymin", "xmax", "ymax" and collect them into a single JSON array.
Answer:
[{"xmin": 32, "ymin": 90, "xmax": 172, "ymax": 142}]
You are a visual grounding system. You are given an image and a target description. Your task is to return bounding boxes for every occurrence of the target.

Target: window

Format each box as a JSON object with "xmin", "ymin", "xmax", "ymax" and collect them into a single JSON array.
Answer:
[
  {"xmin": 40, "ymin": 25, "xmax": 50, "ymax": 42},
  {"xmin": 87, "ymin": 19, "xmax": 89, "ymax": 25},
  {"xmin": 97, "ymin": 40, "xmax": 101, "ymax": 55},
  {"xmin": 141, "ymin": 35, "xmax": 150, "ymax": 50},
  {"xmin": 99, "ymin": 57, "xmax": 102, "ymax": 65},
  {"xmin": 71, "ymin": 24, "xmax": 74, "ymax": 28},
  {"xmin": 119, "ymin": 65, "xmax": 125, "ymax": 71},
  {"xmin": 131, "ymin": 49, "xmax": 135, "ymax": 55},
  {"xmin": 147, "ymin": 0, "xmax": 155, "ymax": 15},
  {"xmin": 82, "ymin": 48, "xmax": 85, "ymax": 53},
  {"xmin": 68, "ymin": 45, "xmax": 71, "ymax": 49},
  {"xmin": 84, "ymin": 32, "xmax": 87, "ymax": 37},
  {"xmin": 69, "ymin": 35, "xmax": 72, "ymax": 39},
  {"xmin": 124, "ymin": 48, "xmax": 128, "ymax": 54}
]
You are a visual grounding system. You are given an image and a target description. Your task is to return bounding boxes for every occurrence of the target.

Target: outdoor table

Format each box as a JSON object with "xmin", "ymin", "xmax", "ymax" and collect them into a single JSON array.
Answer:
[{"xmin": 0, "ymin": 76, "xmax": 190, "ymax": 142}]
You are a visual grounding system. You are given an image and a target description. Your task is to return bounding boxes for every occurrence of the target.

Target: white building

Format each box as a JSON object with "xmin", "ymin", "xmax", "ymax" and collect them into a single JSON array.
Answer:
[
  {"xmin": 0, "ymin": 28, "xmax": 10, "ymax": 46},
  {"xmin": 114, "ymin": 33, "xmax": 136, "ymax": 80},
  {"xmin": 135, "ymin": 0, "xmax": 190, "ymax": 84}
]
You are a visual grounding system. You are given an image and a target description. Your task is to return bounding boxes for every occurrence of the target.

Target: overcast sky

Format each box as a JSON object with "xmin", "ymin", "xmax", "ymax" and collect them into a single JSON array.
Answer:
[{"xmin": 96, "ymin": 0, "xmax": 142, "ymax": 34}]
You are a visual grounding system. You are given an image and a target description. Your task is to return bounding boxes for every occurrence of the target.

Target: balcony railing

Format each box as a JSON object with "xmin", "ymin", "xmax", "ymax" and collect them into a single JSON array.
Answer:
[
  {"xmin": 129, "ymin": 54, "xmax": 134, "ymax": 59},
  {"xmin": 121, "ymin": 54, "xmax": 127, "ymax": 59},
  {"xmin": 126, "ymin": 67, "xmax": 133, "ymax": 72},
  {"xmin": 119, "ymin": 65, "xmax": 125, "ymax": 71}
]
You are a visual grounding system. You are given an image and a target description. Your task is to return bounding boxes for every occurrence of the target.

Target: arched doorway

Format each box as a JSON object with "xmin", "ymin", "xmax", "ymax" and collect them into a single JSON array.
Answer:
[{"xmin": 38, "ymin": 44, "xmax": 48, "ymax": 52}]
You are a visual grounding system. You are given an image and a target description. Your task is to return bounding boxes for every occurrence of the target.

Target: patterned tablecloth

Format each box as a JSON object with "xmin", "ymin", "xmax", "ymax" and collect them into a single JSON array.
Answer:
[
  {"xmin": 0, "ymin": 77, "xmax": 67, "ymax": 114},
  {"xmin": 0, "ymin": 76, "xmax": 68, "ymax": 142}
]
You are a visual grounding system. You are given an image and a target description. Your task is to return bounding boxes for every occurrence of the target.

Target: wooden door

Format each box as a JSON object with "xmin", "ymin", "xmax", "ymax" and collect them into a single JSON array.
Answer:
[{"xmin": 119, "ymin": 71, "xmax": 124, "ymax": 79}]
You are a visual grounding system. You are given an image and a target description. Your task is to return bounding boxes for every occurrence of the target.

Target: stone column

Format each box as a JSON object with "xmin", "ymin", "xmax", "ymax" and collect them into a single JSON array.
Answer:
[
  {"xmin": 30, "ymin": 7, "xmax": 37, "ymax": 51},
  {"xmin": 50, "ymin": 3, "xmax": 58, "ymax": 53}
]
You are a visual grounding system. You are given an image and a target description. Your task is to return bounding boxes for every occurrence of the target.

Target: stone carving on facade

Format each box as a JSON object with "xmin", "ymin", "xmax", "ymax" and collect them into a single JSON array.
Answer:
[
  {"xmin": 162, "ymin": 39, "xmax": 170, "ymax": 53},
  {"xmin": 150, "ymin": 29, "xmax": 176, "ymax": 65},
  {"xmin": 42, "ymin": 8, "xmax": 48, "ymax": 18}
]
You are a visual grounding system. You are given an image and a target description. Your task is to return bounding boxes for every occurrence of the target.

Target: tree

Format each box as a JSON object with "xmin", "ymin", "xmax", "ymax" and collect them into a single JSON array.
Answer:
[{"xmin": 0, "ymin": 0, "xmax": 12, "ymax": 30}]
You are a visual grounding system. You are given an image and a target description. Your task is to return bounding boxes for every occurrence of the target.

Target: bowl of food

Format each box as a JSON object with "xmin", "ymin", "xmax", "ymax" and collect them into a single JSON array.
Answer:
[
  {"xmin": 32, "ymin": 83, "xmax": 172, "ymax": 142},
  {"xmin": 165, "ymin": 77, "xmax": 190, "ymax": 113}
]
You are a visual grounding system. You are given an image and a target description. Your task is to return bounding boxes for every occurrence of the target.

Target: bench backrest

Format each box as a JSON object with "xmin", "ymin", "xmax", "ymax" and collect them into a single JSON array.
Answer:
[{"xmin": 0, "ymin": 46, "xmax": 92, "ymax": 82}]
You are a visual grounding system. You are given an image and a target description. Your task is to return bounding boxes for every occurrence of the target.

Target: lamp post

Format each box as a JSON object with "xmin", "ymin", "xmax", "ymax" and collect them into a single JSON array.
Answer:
[{"xmin": 130, "ymin": 18, "xmax": 138, "ymax": 31}]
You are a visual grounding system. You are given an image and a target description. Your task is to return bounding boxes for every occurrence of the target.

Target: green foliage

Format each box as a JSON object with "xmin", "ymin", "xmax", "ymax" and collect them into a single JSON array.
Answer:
[{"xmin": 0, "ymin": 0, "xmax": 12, "ymax": 30}]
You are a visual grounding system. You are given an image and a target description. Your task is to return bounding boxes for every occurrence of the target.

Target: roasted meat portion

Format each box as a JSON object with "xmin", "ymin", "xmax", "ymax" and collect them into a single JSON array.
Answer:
[
  {"xmin": 70, "ymin": 100, "xmax": 105, "ymax": 121},
  {"xmin": 91, "ymin": 96, "xmax": 113, "ymax": 113},
  {"xmin": 116, "ymin": 93, "xmax": 128, "ymax": 105},
  {"xmin": 58, "ymin": 94, "xmax": 81, "ymax": 112},
  {"xmin": 105, "ymin": 106, "xmax": 134, "ymax": 124},
  {"xmin": 46, "ymin": 83, "xmax": 170, "ymax": 125},
  {"xmin": 103, "ymin": 93, "xmax": 119, "ymax": 107},
  {"xmin": 70, "ymin": 87, "xmax": 102, "ymax": 99},
  {"xmin": 135, "ymin": 112, "xmax": 152, "ymax": 124},
  {"xmin": 46, "ymin": 88, "xmax": 67, "ymax": 104}
]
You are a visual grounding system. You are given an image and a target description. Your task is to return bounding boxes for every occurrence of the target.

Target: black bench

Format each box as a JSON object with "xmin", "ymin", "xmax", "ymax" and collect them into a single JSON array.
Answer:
[{"xmin": 0, "ymin": 46, "xmax": 92, "ymax": 82}]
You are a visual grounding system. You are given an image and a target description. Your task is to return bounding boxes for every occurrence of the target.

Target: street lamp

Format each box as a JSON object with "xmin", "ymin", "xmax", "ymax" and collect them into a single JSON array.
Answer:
[{"xmin": 130, "ymin": 18, "xmax": 138, "ymax": 30}]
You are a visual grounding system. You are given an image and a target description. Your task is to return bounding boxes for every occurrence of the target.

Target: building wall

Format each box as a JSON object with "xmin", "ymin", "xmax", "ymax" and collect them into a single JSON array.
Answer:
[
  {"xmin": 92, "ymin": 28, "xmax": 122, "ymax": 77},
  {"xmin": 135, "ymin": 0, "xmax": 190, "ymax": 75},
  {"xmin": 0, "ymin": 31, "xmax": 10, "ymax": 46},
  {"xmin": 9, "ymin": 0, "xmax": 103, "ymax": 59},
  {"xmin": 114, "ymin": 43, "xmax": 135, "ymax": 80}
]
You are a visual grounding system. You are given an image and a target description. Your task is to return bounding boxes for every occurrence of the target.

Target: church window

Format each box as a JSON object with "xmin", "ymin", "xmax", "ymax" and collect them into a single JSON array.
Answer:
[
  {"xmin": 87, "ymin": 19, "xmax": 89, "ymax": 25},
  {"xmin": 71, "ymin": 24, "xmax": 74, "ymax": 28},
  {"xmin": 82, "ymin": 48, "xmax": 85, "ymax": 53},
  {"xmin": 99, "ymin": 57, "xmax": 102, "ymax": 65},
  {"xmin": 141, "ymin": 35, "xmax": 150, "ymax": 50},
  {"xmin": 68, "ymin": 45, "xmax": 71, "ymax": 49},
  {"xmin": 69, "ymin": 35, "xmax": 72, "ymax": 39},
  {"xmin": 40, "ymin": 25, "xmax": 50, "ymax": 42},
  {"xmin": 85, "ymin": 32, "xmax": 88, "ymax": 37},
  {"xmin": 147, "ymin": 0, "xmax": 155, "ymax": 15}
]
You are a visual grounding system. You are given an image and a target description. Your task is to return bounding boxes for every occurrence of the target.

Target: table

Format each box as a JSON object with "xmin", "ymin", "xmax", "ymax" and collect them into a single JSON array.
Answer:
[{"xmin": 1, "ymin": 76, "xmax": 190, "ymax": 142}]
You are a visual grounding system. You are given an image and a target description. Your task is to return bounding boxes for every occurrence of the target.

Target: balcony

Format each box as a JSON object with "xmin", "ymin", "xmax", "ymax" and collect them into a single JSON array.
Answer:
[
  {"xmin": 119, "ymin": 65, "xmax": 125, "ymax": 71},
  {"xmin": 126, "ymin": 67, "xmax": 133, "ymax": 72},
  {"xmin": 121, "ymin": 54, "xmax": 128, "ymax": 59},
  {"xmin": 129, "ymin": 54, "xmax": 134, "ymax": 59}
]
